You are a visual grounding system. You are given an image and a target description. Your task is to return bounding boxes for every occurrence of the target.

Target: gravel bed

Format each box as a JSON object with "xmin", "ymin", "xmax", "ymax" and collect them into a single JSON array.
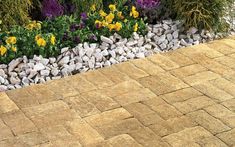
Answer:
[{"xmin": 0, "ymin": 19, "xmax": 234, "ymax": 91}]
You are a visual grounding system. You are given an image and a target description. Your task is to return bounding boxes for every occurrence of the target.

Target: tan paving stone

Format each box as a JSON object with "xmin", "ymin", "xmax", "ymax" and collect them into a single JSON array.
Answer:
[
  {"xmin": 81, "ymin": 91, "xmax": 120, "ymax": 112},
  {"xmin": 161, "ymin": 87, "xmax": 202, "ymax": 104},
  {"xmin": 64, "ymin": 95, "xmax": 100, "ymax": 117},
  {"xmin": 221, "ymin": 99, "xmax": 235, "ymax": 111},
  {"xmin": 178, "ymin": 44, "xmax": 224, "ymax": 58},
  {"xmin": 138, "ymin": 74, "xmax": 188, "ymax": 95},
  {"xmin": 216, "ymin": 128, "xmax": 235, "ymax": 146},
  {"xmin": 49, "ymin": 137, "xmax": 82, "ymax": 147},
  {"xmin": 81, "ymin": 70, "xmax": 114, "ymax": 89},
  {"xmin": 25, "ymin": 85, "xmax": 59, "ymax": 104},
  {"xmin": 170, "ymin": 64, "xmax": 207, "ymax": 78},
  {"xmin": 149, "ymin": 116, "xmax": 197, "ymax": 137},
  {"xmin": 0, "ymin": 119, "xmax": 13, "ymax": 141},
  {"xmin": 98, "ymin": 66, "xmax": 130, "ymax": 83},
  {"xmin": 162, "ymin": 51, "xmax": 195, "ymax": 67},
  {"xmin": 215, "ymin": 56, "xmax": 235, "ymax": 69},
  {"xmin": 147, "ymin": 54, "xmax": 180, "ymax": 70},
  {"xmin": 65, "ymin": 75, "xmax": 97, "ymax": 93},
  {"xmin": 40, "ymin": 125, "xmax": 72, "ymax": 141},
  {"xmin": 65, "ymin": 119, "xmax": 104, "ymax": 146},
  {"xmin": 193, "ymin": 82, "xmax": 234, "ymax": 102},
  {"xmin": 194, "ymin": 56, "xmax": 234, "ymax": 76},
  {"xmin": 223, "ymin": 72, "xmax": 235, "ymax": 84},
  {"xmin": 113, "ymin": 88, "xmax": 157, "ymax": 106},
  {"xmin": 130, "ymin": 58, "xmax": 165, "ymax": 75},
  {"xmin": 206, "ymin": 41, "xmax": 235, "ymax": 55},
  {"xmin": 94, "ymin": 118, "xmax": 144, "ymax": 139},
  {"xmin": 143, "ymin": 102, "xmax": 183, "ymax": 120},
  {"xmin": 162, "ymin": 126, "xmax": 213, "ymax": 146},
  {"xmin": 44, "ymin": 79, "xmax": 79, "ymax": 98},
  {"xmin": 124, "ymin": 103, "xmax": 164, "ymax": 126},
  {"xmin": 128, "ymin": 127, "xmax": 170, "ymax": 147},
  {"xmin": 0, "ymin": 92, "xmax": 19, "ymax": 114},
  {"xmin": 1, "ymin": 111, "xmax": 37, "ymax": 135},
  {"xmin": 210, "ymin": 78, "xmax": 235, "ymax": 97},
  {"xmin": 16, "ymin": 132, "xmax": 48, "ymax": 146},
  {"xmin": 196, "ymin": 136, "xmax": 228, "ymax": 147},
  {"xmin": 22, "ymin": 101, "xmax": 80, "ymax": 128},
  {"xmin": 114, "ymin": 62, "xmax": 149, "ymax": 79},
  {"xmin": 6, "ymin": 88, "xmax": 40, "ymax": 108},
  {"xmin": 173, "ymin": 96, "xmax": 216, "ymax": 114},
  {"xmin": 107, "ymin": 134, "xmax": 143, "ymax": 147},
  {"xmin": 219, "ymin": 39, "xmax": 235, "ymax": 49},
  {"xmin": 229, "ymin": 53, "xmax": 235, "ymax": 59},
  {"xmin": 187, "ymin": 110, "xmax": 231, "ymax": 134},
  {"xmin": 85, "ymin": 108, "xmax": 132, "ymax": 127},
  {"xmin": 204, "ymin": 104, "xmax": 235, "ymax": 128},
  {"xmin": 99, "ymin": 80, "xmax": 143, "ymax": 98},
  {"xmin": 85, "ymin": 141, "xmax": 112, "ymax": 147},
  {"xmin": 183, "ymin": 71, "xmax": 221, "ymax": 86}
]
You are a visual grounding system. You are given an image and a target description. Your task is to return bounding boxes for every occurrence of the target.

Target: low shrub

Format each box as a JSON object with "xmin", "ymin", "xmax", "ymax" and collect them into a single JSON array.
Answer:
[
  {"xmin": 0, "ymin": 0, "xmax": 35, "ymax": 30},
  {"xmin": 174, "ymin": 0, "xmax": 234, "ymax": 31}
]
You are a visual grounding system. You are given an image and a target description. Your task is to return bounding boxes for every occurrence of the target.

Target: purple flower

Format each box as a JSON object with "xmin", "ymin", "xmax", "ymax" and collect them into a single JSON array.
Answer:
[
  {"xmin": 81, "ymin": 12, "xmax": 88, "ymax": 21},
  {"xmin": 74, "ymin": 36, "xmax": 81, "ymax": 44},
  {"xmin": 62, "ymin": 32, "xmax": 69, "ymax": 41},
  {"xmin": 42, "ymin": 0, "xmax": 64, "ymax": 19},
  {"xmin": 70, "ymin": 24, "xmax": 80, "ymax": 32},
  {"xmin": 89, "ymin": 34, "xmax": 98, "ymax": 41},
  {"xmin": 136, "ymin": 0, "xmax": 160, "ymax": 9},
  {"xmin": 78, "ymin": 22, "xmax": 86, "ymax": 29}
]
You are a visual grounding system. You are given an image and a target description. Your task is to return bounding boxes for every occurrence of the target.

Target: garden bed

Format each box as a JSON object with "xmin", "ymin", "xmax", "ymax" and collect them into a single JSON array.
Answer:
[{"xmin": 0, "ymin": 0, "xmax": 234, "ymax": 91}]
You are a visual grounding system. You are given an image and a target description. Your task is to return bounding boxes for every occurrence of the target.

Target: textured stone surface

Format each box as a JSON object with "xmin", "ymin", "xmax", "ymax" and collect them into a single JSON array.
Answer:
[{"xmin": 1, "ymin": 38, "xmax": 235, "ymax": 146}]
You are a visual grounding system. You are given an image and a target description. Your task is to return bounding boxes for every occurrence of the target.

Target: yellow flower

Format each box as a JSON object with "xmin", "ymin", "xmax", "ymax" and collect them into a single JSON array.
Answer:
[
  {"xmin": 108, "ymin": 24, "xmax": 115, "ymax": 31},
  {"xmin": 35, "ymin": 34, "xmax": 41, "ymax": 41},
  {"xmin": 36, "ymin": 38, "xmax": 46, "ymax": 47},
  {"xmin": 109, "ymin": 4, "xmax": 116, "ymax": 12},
  {"xmin": 114, "ymin": 22, "xmax": 122, "ymax": 31},
  {"xmin": 6, "ymin": 36, "xmax": 17, "ymax": 45},
  {"xmin": 95, "ymin": 20, "xmax": 102, "ymax": 28},
  {"xmin": 36, "ymin": 22, "xmax": 42, "ymax": 29},
  {"xmin": 117, "ymin": 11, "xmax": 124, "ymax": 19},
  {"xmin": 124, "ymin": 19, "xmax": 128, "ymax": 23},
  {"xmin": 130, "ymin": 6, "xmax": 139, "ymax": 18},
  {"xmin": 25, "ymin": 23, "xmax": 34, "ymax": 30},
  {"xmin": 91, "ymin": 4, "xmax": 96, "ymax": 11},
  {"xmin": 50, "ymin": 35, "xmax": 56, "ymax": 45},
  {"xmin": 105, "ymin": 13, "xmax": 115, "ymax": 23},
  {"xmin": 134, "ymin": 23, "xmax": 138, "ymax": 32},
  {"xmin": 101, "ymin": 20, "xmax": 109, "ymax": 27},
  {"xmin": 0, "ymin": 45, "xmax": 7, "ymax": 56},
  {"xmin": 11, "ymin": 46, "xmax": 17, "ymax": 52},
  {"xmin": 99, "ymin": 10, "xmax": 107, "ymax": 17}
]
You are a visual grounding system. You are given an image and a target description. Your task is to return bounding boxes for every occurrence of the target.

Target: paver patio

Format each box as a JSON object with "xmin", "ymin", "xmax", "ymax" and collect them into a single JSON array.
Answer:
[{"xmin": 1, "ymin": 37, "xmax": 235, "ymax": 146}]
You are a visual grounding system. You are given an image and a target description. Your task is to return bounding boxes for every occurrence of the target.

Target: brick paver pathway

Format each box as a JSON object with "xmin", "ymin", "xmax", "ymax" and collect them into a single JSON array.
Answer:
[{"xmin": 1, "ymin": 37, "xmax": 235, "ymax": 146}]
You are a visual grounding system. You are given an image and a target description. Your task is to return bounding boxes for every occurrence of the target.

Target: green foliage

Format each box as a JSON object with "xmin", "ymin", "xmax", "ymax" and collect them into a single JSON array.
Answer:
[
  {"xmin": 59, "ymin": 0, "xmax": 103, "ymax": 16},
  {"xmin": 0, "ymin": 3, "xmax": 147, "ymax": 63},
  {"xmin": 0, "ymin": 21, "xmax": 59, "ymax": 63},
  {"xmin": 174, "ymin": 0, "xmax": 234, "ymax": 31},
  {"xmin": 0, "ymin": 0, "xmax": 34, "ymax": 31}
]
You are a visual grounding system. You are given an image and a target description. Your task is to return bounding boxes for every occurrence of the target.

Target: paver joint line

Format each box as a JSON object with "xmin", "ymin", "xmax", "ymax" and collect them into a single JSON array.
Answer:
[{"xmin": 0, "ymin": 37, "xmax": 235, "ymax": 146}]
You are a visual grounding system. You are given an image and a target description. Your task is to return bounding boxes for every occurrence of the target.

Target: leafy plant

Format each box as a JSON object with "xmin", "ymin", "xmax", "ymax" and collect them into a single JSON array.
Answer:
[
  {"xmin": 0, "ymin": 0, "xmax": 34, "ymax": 30},
  {"xmin": 174, "ymin": 0, "xmax": 234, "ymax": 31}
]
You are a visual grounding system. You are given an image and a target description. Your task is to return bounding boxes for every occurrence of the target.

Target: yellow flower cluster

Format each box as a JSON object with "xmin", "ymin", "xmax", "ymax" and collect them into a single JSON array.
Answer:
[
  {"xmin": 25, "ymin": 21, "xmax": 41, "ymax": 30},
  {"xmin": 130, "ymin": 6, "xmax": 139, "ymax": 18},
  {"xmin": 6, "ymin": 36, "xmax": 16, "ymax": 45},
  {"xmin": 94, "ymin": 4, "xmax": 125, "ymax": 32},
  {"xmin": 0, "ymin": 45, "xmax": 7, "ymax": 56},
  {"xmin": 35, "ymin": 34, "xmax": 56, "ymax": 47},
  {"xmin": 35, "ymin": 35, "xmax": 46, "ymax": 47}
]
